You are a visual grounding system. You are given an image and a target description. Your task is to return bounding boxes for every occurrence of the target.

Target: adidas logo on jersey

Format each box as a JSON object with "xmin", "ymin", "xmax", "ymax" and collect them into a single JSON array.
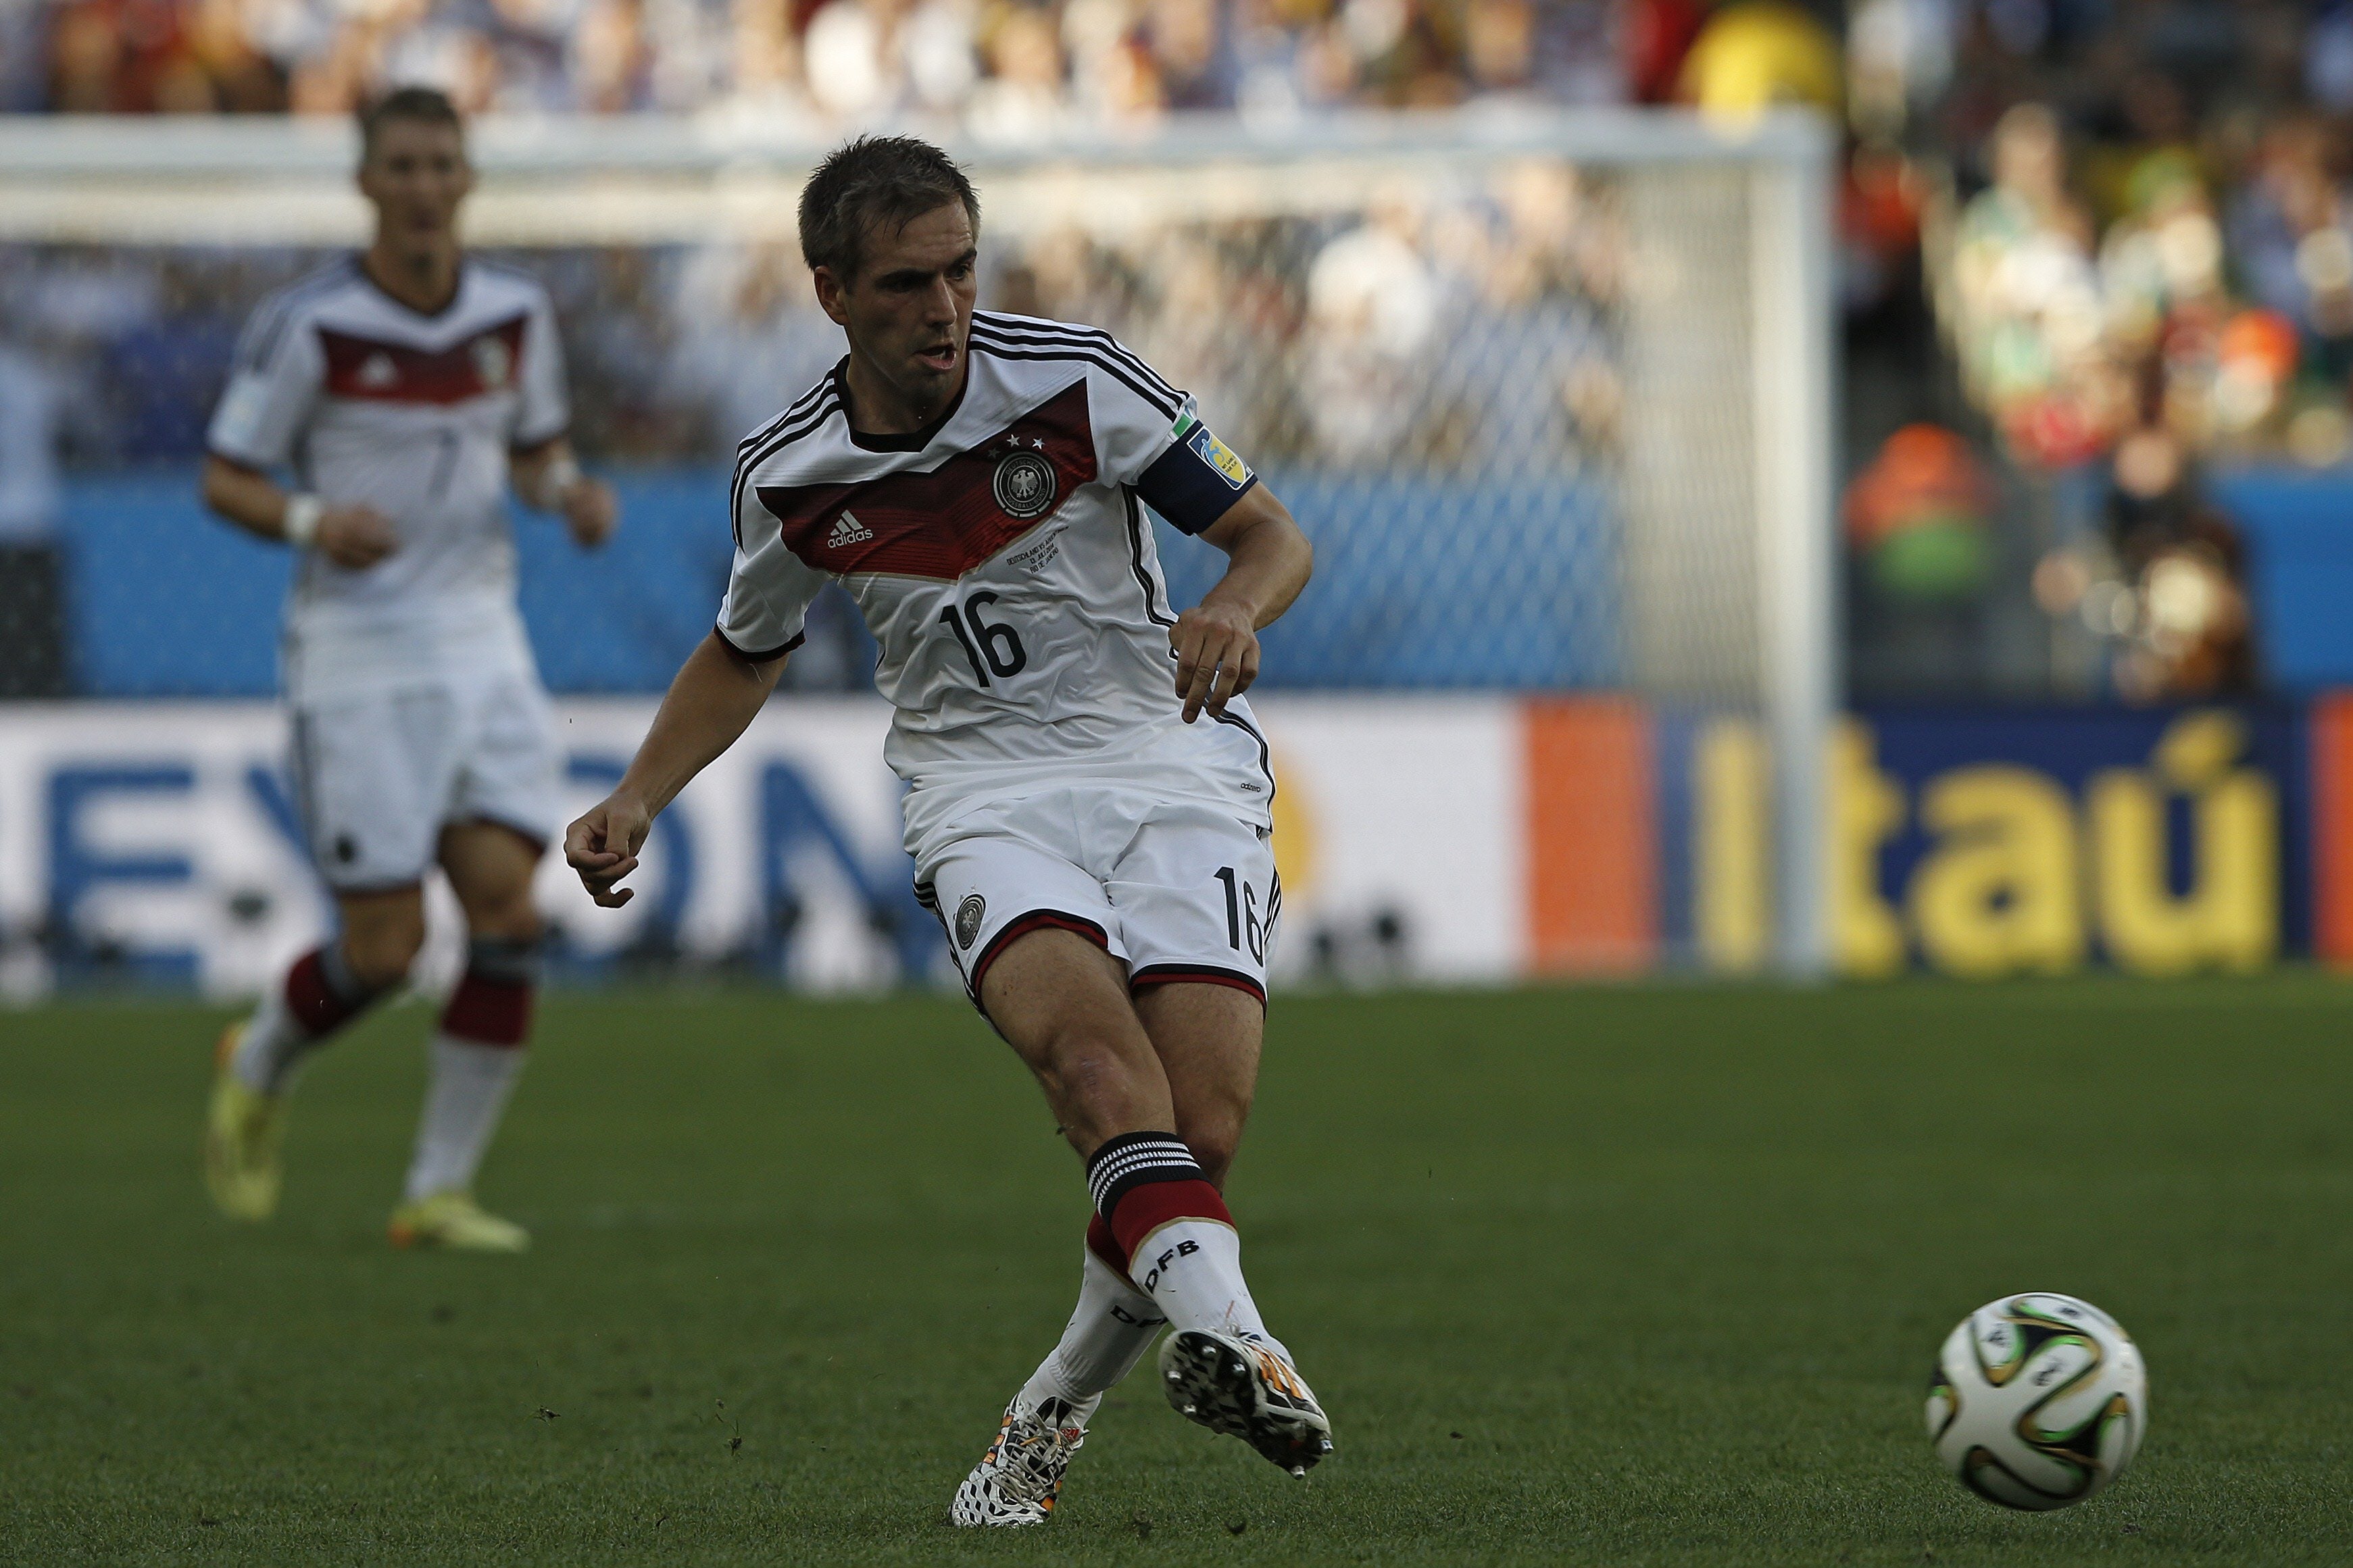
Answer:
[{"xmin": 828, "ymin": 510, "xmax": 874, "ymax": 547}]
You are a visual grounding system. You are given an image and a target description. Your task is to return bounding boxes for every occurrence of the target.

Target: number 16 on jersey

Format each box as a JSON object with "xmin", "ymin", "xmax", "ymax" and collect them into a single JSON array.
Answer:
[{"xmin": 938, "ymin": 592, "xmax": 1028, "ymax": 685}]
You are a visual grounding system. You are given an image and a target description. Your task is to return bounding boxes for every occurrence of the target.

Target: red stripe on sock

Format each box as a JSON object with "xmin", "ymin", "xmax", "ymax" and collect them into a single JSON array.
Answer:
[
  {"xmin": 441, "ymin": 973, "xmax": 533, "ymax": 1047},
  {"xmin": 1085, "ymin": 1212, "xmax": 1131, "ymax": 1275},
  {"xmin": 1108, "ymin": 1178, "xmax": 1231, "ymax": 1263},
  {"xmin": 284, "ymin": 949, "xmax": 363, "ymax": 1038}
]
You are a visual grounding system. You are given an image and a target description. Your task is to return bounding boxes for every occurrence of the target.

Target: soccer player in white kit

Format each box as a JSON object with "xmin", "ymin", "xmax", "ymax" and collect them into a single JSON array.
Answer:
[
  {"xmin": 199, "ymin": 88, "xmax": 618, "ymax": 1252},
  {"xmin": 565, "ymin": 137, "xmax": 1329, "ymax": 1521}
]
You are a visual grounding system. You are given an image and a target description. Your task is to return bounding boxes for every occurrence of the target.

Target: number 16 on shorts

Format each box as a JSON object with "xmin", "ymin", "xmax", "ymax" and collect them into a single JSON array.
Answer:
[{"xmin": 1214, "ymin": 865, "xmax": 1270, "ymax": 964}]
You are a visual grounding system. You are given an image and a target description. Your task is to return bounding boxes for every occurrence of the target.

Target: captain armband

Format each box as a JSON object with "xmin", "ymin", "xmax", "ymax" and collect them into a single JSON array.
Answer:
[{"xmin": 1133, "ymin": 411, "xmax": 1257, "ymax": 535}]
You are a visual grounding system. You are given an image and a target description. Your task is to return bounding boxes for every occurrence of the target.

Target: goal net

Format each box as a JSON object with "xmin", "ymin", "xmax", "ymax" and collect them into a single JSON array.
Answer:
[{"xmin": 0, "ymin": 109, "xmax": 1834, "ymax": 983}]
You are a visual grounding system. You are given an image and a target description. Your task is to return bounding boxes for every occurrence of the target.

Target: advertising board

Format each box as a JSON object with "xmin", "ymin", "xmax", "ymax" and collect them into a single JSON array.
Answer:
[{"xmin": 0, "ymin": 697, "xmax": 2338, "ymax": 996}]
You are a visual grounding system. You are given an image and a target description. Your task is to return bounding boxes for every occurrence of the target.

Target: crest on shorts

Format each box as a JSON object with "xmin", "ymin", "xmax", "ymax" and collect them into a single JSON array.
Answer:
[
  {"xmin": 993, "ymin": 449, "xmax": 1057, "ymax": 520},
  {"xmin": 955, "ymin": 894, "xmax": 986, "ymax": 950}
]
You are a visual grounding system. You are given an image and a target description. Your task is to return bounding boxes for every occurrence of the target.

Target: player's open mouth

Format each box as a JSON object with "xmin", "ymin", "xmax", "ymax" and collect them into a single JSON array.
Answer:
[{"xmin": 915, "ymin": 343, "xmax": 959, "ymax": 372}]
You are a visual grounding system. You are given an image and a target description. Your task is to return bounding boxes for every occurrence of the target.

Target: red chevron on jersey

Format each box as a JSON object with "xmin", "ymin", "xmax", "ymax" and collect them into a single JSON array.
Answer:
[
  {"xmin": 753, "ymin": 379, "xmax": 1097, "ymax": 581},
  {"xmin": 318, "ymin": 315, "xmax": 529, "ymax": 405}
]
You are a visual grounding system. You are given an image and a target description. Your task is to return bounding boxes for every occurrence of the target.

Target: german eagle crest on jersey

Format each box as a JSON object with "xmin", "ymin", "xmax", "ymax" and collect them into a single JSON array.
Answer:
[
  {"xmin": 993, "ymin": 446, "xmax": 1057, "ymax": 520},
  {"xmin": 470, "ymin": 332, "xmax": 514, "ymax": 389}
]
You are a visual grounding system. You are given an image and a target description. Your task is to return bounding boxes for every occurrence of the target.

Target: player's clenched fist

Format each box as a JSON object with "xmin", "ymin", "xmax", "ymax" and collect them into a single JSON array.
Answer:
[
  {"xmin": 560, "ymin": 476, "xmax": 619, "ymax": 550},
  {"xmin": 317, "ymin": 503, "xmax": 399, "ymax": 570},
  {"xmin": 1169, "ymin": 600, "xmax": 1261, "ymax": 723},
  {"xmin": 565, "ymin": 794, "xmax": 651, "ymax": 907}
]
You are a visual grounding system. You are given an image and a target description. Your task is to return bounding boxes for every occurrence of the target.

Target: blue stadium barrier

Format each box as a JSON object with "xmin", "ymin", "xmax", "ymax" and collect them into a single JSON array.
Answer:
[
  {"xmin": 58, "ymin": 466, "xmax": 1620, "ymax": 696},
  {"xmin": 2211, "ymin": 469, "xmax": 2353, "ymax": 690},
  {"xmin": 1160, "ymin": 471, "xmax": 1619, "ymax": 690},
  {"xmin": 61, "ymin": 470, "xmax": 737, "ymax": 697},
  {"xmin": 66, "ymin": 474, "xmax": 291, "ymax": 697}
]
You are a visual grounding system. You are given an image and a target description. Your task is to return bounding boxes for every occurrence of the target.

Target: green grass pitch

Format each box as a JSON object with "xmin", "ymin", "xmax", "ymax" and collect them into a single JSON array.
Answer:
[{"xmin": 5, "ymin": 980, "xmax": 2350, "ymax": 1565}]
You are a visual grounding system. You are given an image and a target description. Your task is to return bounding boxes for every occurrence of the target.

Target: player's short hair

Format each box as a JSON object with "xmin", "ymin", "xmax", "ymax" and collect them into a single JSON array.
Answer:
[
  {"xmin": 358, "ymin": 86, "xmax": 465, "ymax": 161},
  {"xmin": 798, "ymin": 136, "xmax": 981, "ymax": 283}
]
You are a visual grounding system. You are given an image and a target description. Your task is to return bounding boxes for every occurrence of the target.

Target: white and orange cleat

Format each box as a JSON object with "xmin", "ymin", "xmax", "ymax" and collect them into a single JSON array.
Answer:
[
  {"xmin": 949, "ymin": 1395, "xmax": 1087, "ymax": 1527},
  {"xmin": 1158, "ymin": 1328, "xmax": 1334, "ymax": 1477}
]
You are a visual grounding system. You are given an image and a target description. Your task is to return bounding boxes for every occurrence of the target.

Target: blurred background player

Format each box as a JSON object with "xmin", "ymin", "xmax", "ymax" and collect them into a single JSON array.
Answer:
[
  {"xmin": 198, "ymin": 86, "xmax": 618, "ymax": 1252},
  {"xmin": 564, "ymin": 136, "xmax": 1325, "ymax": 1521}
]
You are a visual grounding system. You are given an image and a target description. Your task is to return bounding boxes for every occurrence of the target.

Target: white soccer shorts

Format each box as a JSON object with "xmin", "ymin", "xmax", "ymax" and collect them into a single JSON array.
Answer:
[
  {"xmin": 288, "ymin": 669, "xmax": 561, "ymax": 892},
  {"xmin": 916, "ymin": 786, "xmax": 1281, "ymax": 1011}
]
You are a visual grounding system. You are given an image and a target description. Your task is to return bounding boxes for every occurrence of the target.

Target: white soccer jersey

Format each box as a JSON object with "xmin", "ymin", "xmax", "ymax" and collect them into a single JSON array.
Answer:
[
  {"xmin": 207, "ymin": 257, "xmax": 568, "ymax": 699},
  {"xmin": 720, "ymin": 311, "xmax": 1274, "ymax": 859}
]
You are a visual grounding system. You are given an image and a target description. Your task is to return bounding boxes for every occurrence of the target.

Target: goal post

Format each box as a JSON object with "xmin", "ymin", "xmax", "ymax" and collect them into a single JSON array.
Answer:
[{"xmin": 0, "ymin": 106, "xmax": 1838, "ymax": 980}]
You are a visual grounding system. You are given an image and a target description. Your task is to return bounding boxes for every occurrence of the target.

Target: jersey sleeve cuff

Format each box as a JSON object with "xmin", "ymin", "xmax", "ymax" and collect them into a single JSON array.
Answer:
[
  {"xmin": 714, "ymin": 623, "xmax": 804, "ymax": 663},
  {"xmin": 204, "ymin": 442, "xmax": 277, "ymax": 472},
  {"xmin": 511, "ymin": 423, "xmax": 570, "ymax": 452}
]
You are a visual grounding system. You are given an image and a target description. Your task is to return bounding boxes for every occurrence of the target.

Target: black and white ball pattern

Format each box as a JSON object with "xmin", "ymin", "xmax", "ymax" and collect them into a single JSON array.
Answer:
[{"xmin": 1926, "ymin": 1292, "xmax": 2148, "ymax": 1511}]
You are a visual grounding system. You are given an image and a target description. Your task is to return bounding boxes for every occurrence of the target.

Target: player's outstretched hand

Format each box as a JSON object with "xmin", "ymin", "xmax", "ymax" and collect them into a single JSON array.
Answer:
[
  {"xmin": 1170, "ymin": 601, "xmax": 1261, "ymax": 724},
  {"xmin": 562, "ymin": 478, "xmax": 620, "ymax": 550},
  {"xmin": 565, "ymin": 793, "xmax": 651, "ymax": 908},
  {"xmin": 318, "ymin": 504, "xmax": 398, "ymax": 570}
]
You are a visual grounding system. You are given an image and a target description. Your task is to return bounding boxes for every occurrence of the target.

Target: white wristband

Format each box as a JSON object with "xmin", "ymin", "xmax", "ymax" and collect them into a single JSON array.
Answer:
[
  {"xmin": 282, "ymin": 493, "xmax": 322, "ymax": 548},
  {"xmin": 532, "ymin": 453, "xmax": 583, "ymax": 510}
]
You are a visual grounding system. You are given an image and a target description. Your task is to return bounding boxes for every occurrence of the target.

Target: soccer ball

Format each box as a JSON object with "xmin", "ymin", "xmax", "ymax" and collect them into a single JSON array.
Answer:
[{"xmin": 1925, "ymin": 1292, "xmax": 2148, "ymax": 1511}]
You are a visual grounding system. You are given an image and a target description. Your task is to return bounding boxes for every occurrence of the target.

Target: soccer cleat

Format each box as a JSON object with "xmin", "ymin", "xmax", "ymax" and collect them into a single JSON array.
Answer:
[
  {"xmin": 203, "ymin": 1024, "xmax": 286, "ymax": 1221},
  {"xmin": 1158, "ymin": 1328, "xmax": 1334, "ymax": 1477},
  {"xmin": 387, "ymin": 1190, "xmax": 530, "ymax": 1253},
  {"xmin": 949, "ymin": 1396, "xmax": 1087, "ymax": 1527}
]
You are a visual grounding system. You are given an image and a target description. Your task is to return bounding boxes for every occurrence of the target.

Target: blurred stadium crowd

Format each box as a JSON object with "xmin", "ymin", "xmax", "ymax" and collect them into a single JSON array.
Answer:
[
  {"xmin": 0, "ymin": 172, "xmax": 1618, "ymax": 470},
  {"xmin": 8, "ymin": 0, "xmax": 2353, "ymax": 705},
  {"xmin": 1833, "ymin": 0, "xmax": 2353, "ymax": 702},
  {"xmin": 0, "ymin": 164, "xmax": 1630, "ymax": 695},
  {"xmin": 2, "ymin": 0, "xmax": 1728, "ymax": 118},
  {"xmin": 0, "ymin": 172, "xmax": 1622, "ymax": 467}
]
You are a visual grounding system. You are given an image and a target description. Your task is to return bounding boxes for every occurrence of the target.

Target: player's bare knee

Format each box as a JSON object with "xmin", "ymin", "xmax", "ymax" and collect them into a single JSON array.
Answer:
[
  {"xmin": 463, "ymin": 892, "xmax": 543, "ymax": 946},
  {"xmin": 1033, "ymin": 1020, "xmax": 1158, "ymax": 1128},
  {"xmin": 1037, "ymin": 1038, "xmax": 1134, "ymax": 1112},
  {"xmin": 1187, "ymin": 1141, "xmax": 1237, "ymax": 1190},
  {"xmin": 1176, "ymin": 1117, "xmax": 1243, "ymax": 1187},
  {"xmin": 341, "ymin": 915, "xmax": 424, "ymax": 990}
]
